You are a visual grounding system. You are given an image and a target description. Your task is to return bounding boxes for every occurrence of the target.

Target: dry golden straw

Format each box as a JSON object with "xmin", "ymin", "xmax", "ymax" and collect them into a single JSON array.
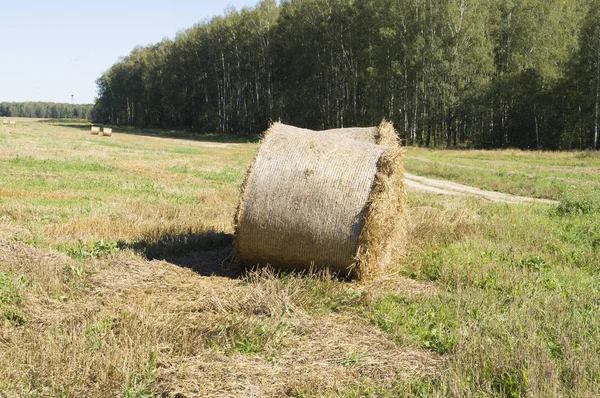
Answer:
[
  {"xmin": 91, "ymin": 126, "xmax": 100, "ymax": 135},
  {"xmin": 235, "ymin": 122, "xmax": 406, "ymax": 279},
  {"xmin": 322, "ymin": 121, "xmax": 399, "ymax": 147},
  {"xmin": 102, "ymin": 127, "xmax": 112, "ymax": 136}
]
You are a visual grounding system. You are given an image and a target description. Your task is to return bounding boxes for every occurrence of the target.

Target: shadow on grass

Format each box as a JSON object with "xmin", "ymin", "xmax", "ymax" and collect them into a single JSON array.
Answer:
[
  {"xmin": 113, "ymin": 126, "xmax": 259, "ymax": 144},
  {"xmin": 55, "ymin": 123, "xmax": 93, "ymax": 131},
  {"xmin": 119, "ymin": 230, "xmax": 241, "ymax": 279},
  {"xmin": 54, "ymin": 122, "xmax": 259, "ymax": 144}
]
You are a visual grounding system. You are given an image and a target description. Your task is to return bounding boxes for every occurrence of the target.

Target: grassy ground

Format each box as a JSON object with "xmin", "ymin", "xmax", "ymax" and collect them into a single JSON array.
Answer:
[
  {"xmin": 0, "ymin": 119, "xmax": 599, "ymax": 397},
  {"xmin": 405, "ymin": 147, "xmax": 600, "ymax": 200}
]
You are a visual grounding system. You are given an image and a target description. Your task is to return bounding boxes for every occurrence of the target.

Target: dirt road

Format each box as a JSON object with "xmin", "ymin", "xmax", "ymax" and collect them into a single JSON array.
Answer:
[{"xmin": 405, "ymin": 172, "xmax": 558, "ymax": 204}]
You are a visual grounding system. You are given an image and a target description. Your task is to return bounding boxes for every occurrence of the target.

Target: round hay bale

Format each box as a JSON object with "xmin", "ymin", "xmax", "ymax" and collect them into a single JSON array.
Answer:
[
  {"xmin": 322, "ymin": 120, "xmax": 398, "ymax": 147},
  {"xmin": 234, "ymin": 122, "xmax": 406, "ymax": 279}
]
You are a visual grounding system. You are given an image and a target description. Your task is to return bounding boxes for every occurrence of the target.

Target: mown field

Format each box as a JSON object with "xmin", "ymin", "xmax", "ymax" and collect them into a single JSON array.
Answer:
[{"xmin": 0, "ymin": 119, "xmax": 599, "ymax": 397}]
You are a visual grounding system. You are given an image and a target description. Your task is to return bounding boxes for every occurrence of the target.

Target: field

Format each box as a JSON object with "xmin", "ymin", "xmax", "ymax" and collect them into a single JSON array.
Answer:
[{"xmin": 0, "ymin": 119, "xmax": 599, "ymax": 397}]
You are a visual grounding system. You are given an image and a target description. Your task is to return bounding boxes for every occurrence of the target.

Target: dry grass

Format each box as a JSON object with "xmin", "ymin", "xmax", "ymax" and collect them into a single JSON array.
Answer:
[
  {"xmin": 0, "ymin": 231, "xmax": 439, "ymax": 396},
  {"xmin": 0, "ymin": 120, "xmax": 439, "ymax": 397},
  {"xmin": 2, "ymin": 120, "xmax": 599, "ymax": 397}
]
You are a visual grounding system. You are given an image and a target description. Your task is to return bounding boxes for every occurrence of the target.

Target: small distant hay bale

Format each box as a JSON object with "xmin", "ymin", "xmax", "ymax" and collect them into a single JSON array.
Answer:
[
  {"xmin": 2, "ymin": 120, "xmax": 8, "ymax": 125},
  {"xmin": 322, "ymin": 120, "xmax": 399, "ymax": 147},
  {"xmin": 234, "ymin": 122, "xmax": 406, "ymax": 279},
  {"xmin": 91, "ymin": 126, "xmax": 100, "ymax": 135},
  {"xmin": 102, "ymin": 128, "xmax": 112, "ymax": 136},
  {"xmin": 9, "ymin": 120, "xmax": 16, "ymax": 125}
]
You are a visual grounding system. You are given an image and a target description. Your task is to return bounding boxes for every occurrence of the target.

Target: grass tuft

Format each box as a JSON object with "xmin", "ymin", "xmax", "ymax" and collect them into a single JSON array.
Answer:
[{"xmin": 56, "ymin": 239, "xmax": 119, "ymax": 261}]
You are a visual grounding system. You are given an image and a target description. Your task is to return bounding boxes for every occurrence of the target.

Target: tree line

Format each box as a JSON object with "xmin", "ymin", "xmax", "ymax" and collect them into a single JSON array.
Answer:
[
  {"xmin": 0, "ymin": 102, "xmax": 93, "ymax": 120},
  {"xmin": 93, "ymin": 0, "xmax": 600, "ymax": 150}
]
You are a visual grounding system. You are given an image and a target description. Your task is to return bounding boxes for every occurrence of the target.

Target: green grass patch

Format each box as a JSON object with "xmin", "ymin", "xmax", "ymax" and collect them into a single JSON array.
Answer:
[
  {"xmin": 290, "ymin": 376, "xmax": 448, "ymax": 397},
  {"xmin": 56, "ymin": 239, "xmax": 119, "ymax": 261},
  {"xmin": 371, "ymin": 294, "xmax": 458, "ymax": 354},
  {"xmin": 0, "ymin": 272, "xmax": 23, "ymax": 305},
  {"xmin": 207, "ymin": 315, "xmax": 288, "ymax": 358},
  {"xmin": 171, "ymin": 163, "xmax": 248, "ymax": 183},
  {"xmin": 178, "ymin": 166, "xmax": 246, "ymax": 183},
  {"xmin": 8, "ymin": 155, "xmax": 114, "ymax": 173},
  {"xmin": 554, "ymin": 187, "xmax": 600, "ymax": 216},
  {"xmin": 0, "ymin": 272, "xmax": 27, "ymax": 326},
  {"xmin": 122, "ymin": 351, "xmax": 158, "ymax": 398}
]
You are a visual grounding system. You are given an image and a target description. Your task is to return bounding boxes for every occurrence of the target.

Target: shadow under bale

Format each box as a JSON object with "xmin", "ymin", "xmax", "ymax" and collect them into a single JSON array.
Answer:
[{"xmin": 120, "ymin": 230, "xmax": 240, "ymax": 278}]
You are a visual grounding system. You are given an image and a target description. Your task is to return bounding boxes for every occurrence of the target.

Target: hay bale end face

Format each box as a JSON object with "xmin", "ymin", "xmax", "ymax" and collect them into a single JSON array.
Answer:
[
  {"xmin": 102, "ymin": 128, "xmax": 112, "ymax": 136},
  {"xmin": 91, "ymin": 126, "xmax": 100, "ymax": 135},
  {"xmin": 235, "ymin": 123, "xmax": 406, "ymax": 279},
  {"xmin": 319, "ymin": 121, "xmax": 406, "ymax": 272}
]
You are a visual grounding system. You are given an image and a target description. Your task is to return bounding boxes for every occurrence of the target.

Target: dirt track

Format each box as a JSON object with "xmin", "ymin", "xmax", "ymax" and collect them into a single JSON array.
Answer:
[{"xmin": 405, "ymin": 172, "xmax": 558, "ymax": 204}]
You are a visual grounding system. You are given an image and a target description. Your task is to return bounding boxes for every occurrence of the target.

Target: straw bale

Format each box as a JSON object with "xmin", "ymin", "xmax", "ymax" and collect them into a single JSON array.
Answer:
[
  {"xmin": 235, "ymin": 122, "xmax": 406, "ymax": 279},
  {"xmin": 102, "ymin": 127, "xmax": 112, "ymax": 136},
  {"xmin": 9, "ymin": 120, "xmax": 16, "ymax": 125},
  {"xmin": 91, "ymin": 126, "xmax": 100, "ymax": 135},
  {"xmin": 2, "ymin": 120, "xmax": 8, "ymax": 125},
  {"xmin": 322, "ymin": 127, "xmax": 379, "ymax": 143},
  {"xmin": 322, "ymin": 121, "xmax": 398, "ymax": 147}
]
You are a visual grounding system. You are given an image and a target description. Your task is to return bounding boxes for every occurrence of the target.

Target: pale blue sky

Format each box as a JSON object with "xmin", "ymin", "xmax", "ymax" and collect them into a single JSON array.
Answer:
[{"xmin": 0, "ymin": 0, "xmax": 260, "ymax": 104}]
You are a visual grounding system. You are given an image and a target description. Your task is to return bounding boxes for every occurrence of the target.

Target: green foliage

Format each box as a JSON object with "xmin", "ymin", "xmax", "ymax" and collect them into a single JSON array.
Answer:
[
  {"xmin": 2, "ymin": 307, "xmax": 26, "ymax": 326},
  {"xmin": 518, "ymin": 256, "xmax": 547, "ymax": 271},
  {"xmin": 122, "ymin": 351, "xmax": 158, "ymax": 398},
  {"xmin": 91, "ymin": 0, "xmax": 600, "ymax": 150},
  {"xmin": 490, "ymin": 370, "xmax": 524, "ymax": 398},
  {"xmin": 85, "ymin": 318, "xmax": 115, "ymax": 351},
  {"xmin": 371, "ymin": 294, "xmax": 458, "ymax": 354},
  {"xmin": 58, "ymin": 239, "xmax": 119, "ymax": 261},
  {"xmin": 209, "ymin": 316, "xmax": 287, "ymax": 357},
  {"xmin": 0, "ymin": 272, "xmax": 23, "ymax": 305},
  {"xmin": 305, "ymin": 280, "xmax": 365, "ymax": 314},
  {"xmin": 290, "ymin": 377, "xmax": 448, "ymax": 397},
  {"xmin": 0, "ymin": 272, "xmax": 26, "ymax": 326},
  {"xmin": 0, "ymin": 102, "xmax": 93, "ymax": 119},
  {"xmin": 555, "ymin": 188, "xmax": 600, "ymax": 216}
]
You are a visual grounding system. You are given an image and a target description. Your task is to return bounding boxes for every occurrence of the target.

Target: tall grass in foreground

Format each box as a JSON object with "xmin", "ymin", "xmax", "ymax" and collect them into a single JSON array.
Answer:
[{"xmin": 386, "ymin": 190, "xmax": 600, "ymax": 397}]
